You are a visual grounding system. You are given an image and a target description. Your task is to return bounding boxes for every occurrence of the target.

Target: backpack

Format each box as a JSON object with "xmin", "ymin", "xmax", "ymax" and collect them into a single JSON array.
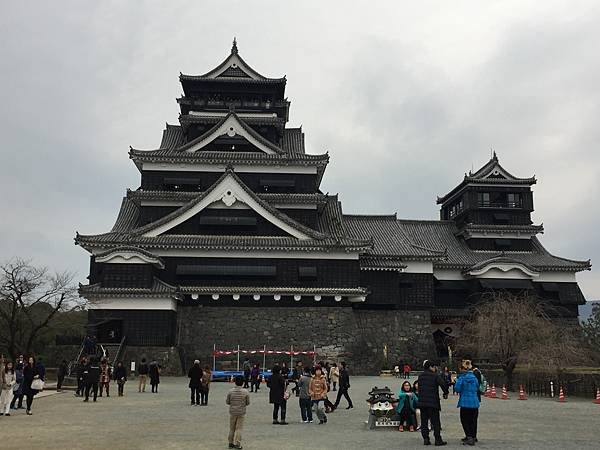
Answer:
[{"xmin": 474, "ymin": 369, "xmax": 487, "ymax": 393}]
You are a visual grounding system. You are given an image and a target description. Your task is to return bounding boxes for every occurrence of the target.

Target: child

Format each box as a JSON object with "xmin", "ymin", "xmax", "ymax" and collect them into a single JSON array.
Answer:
[
  {"xmin": 396, "ymin": 380, "xmax": 418, "ymax": 431},
  {"xmin": 226, "ymin": 375, "xmax": 250, "ymax": 449},
  {"xmin": 99, "ymin": 359, "xmax": 112, "ymax": 397}
]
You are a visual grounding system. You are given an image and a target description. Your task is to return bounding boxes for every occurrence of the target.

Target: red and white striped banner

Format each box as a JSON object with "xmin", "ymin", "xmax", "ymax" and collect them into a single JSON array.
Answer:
[{"xmin": 213, "ymin": 349, "xmax": 316, "ymax": 356}]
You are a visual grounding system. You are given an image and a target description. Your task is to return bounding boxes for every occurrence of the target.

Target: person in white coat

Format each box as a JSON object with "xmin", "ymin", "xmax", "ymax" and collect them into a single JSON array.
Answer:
[{"xmin": 1, "ymin": 361, "xmax": 17, "ymax": 416}]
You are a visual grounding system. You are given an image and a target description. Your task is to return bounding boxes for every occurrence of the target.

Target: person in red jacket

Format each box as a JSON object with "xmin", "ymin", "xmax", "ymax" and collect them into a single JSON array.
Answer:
[{"xmin": 403, "ymin": 363, "xmax": 412, "ymax": 379}]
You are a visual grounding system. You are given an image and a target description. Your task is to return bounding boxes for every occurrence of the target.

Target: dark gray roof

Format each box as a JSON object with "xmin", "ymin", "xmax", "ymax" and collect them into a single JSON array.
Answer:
[
  {"xmin": 281, "ymin": 128, "xmax": 305, "ymax": 154},
  {"xmin": 110, "ymin": 198, "xmax": 140, "ymax": 232},
  {"xmin": 79, "ymin": 277, "xmax": 176, "ymax": 298},
  {"xmin": 178, "ymin": 286, "xmax": 367, "ymax": 296},
  {"xmin": 343, "ymin": 215, "xmax": 445, "ymax": 260},
  {"xmin": 159, "ymin": 124, "xmax": 185, "ymax": 150}
]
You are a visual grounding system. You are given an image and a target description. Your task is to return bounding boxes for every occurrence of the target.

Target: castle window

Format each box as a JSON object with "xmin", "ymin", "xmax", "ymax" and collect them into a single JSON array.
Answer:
[
  {"xmin": 507, "ymin": 193, "xmax": 522, "ymax": 208},
  {"xmin": 477, "ymin": 192, "xmax": 490, "ymax": 207},
  {"xmin": 298, "ymin": 266, "xmax": 317, "ymax": 280}
]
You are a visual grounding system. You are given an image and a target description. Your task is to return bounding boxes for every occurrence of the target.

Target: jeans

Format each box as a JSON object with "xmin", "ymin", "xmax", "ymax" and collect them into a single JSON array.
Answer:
[
  {"xmin": 228, "ymin": 415, "xmax": 245, "ymax": 446},
  {"xmin": 312, "ymin": 399, "xmax": 327, "ymax": 421},
  {"xmin": 460, "ymin": 407, "xmax": 479, "ymax": 438},
  {"xmin": 299, "ymin": 397, "xmax": 313, "ymax": 421},
  {"xmin": 190, "ymin": 387, "xmax": 200, "ymax": 405},
  {"xmin": 334, "ymin": 387, "xmax": 353, "ymax": 408},
  {"xmin": 10, "ymin": 392, "xmax": 23, "ymax": 409},
  {"xmin": 118, "ymin": 382, "xmax": 125, "ymax": 396},
  {"xmin": 420, "ymin": 407, "xmax": 442, "ymax": 442},
  {"xmin": 200, "ymin": 386, "xmax": 209, "ymax": 405},
  {"xmin": 273, "ymin": 400, "xmax": 287, "ymax": 422},
  {"xmin": 399, "ymin": 408, "xmax": 417, "ymax": 427}
]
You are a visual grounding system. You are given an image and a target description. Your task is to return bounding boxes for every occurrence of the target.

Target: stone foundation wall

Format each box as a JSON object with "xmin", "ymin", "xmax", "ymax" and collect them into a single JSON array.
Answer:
[
  {"xmin": 177, "ymin": 306, "xmax": 436, "ymax": 375},
  {"xmin": 122, "ymin": 346, "xmax": 182, "ymax": 376}
]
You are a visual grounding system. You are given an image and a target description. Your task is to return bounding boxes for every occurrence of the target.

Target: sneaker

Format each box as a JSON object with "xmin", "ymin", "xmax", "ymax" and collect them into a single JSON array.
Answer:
[
  {"xmin": 399, "ymin": 425, "xmax": 404, "ymax": 432},
  {"xmin": 279, "ymin": 421, "xmax": 289, "ymax": 425},
  {"xmin": 302, "ymin": 420, "xmax": 308, "ymax": 423},
  {"xmin": 229, "ymin": 444, "xmax": 235, "ymax": 449},
  {"xmin": 26, "ymin": 410, "xmax": 32, "ymax": 415},
  {"xmin": 309, "ymin": 420, "xmax": 314, "ymax": 423},
  {"xmin": 409, "ymin": 426, "xmax": 415, "ymax": 432},
  {"xmin": 4, "ymin": 413, "xmax": 10, "ymax": 417},
  {"xmin": 272, "ymin": 420, "xmax": 279, "ymax": 425}
]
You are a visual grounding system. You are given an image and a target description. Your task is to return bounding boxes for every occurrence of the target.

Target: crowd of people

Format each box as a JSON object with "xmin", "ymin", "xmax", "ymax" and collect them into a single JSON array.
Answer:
[
  {"xmin": 0, "ymin": 354, "xmax": 46, "ymax": 416},
  {"xmin": 393, "ymin": 358, "xmax": 485, "ymax": 446}
]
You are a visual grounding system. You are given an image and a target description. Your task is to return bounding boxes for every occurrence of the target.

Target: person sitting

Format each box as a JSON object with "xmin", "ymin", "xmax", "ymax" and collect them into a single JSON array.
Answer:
[{"xmin": 396, "ymin": 381, "xmax": 418, "ymax": 432}]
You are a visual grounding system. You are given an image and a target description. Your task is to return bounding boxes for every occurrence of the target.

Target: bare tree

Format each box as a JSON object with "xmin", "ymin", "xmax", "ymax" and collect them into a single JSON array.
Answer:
[
  {"xmin": 0, "ymin": 259, "xmax": 82, "ymax": 360},
  {"xmin": 457, "ymin": 291, "xmax": 588, "ymax": 389}
]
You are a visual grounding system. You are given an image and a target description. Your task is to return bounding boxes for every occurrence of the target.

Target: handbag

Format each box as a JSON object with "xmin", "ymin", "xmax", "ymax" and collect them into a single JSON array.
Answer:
[
  {"xmin": 12, "ymin": 383, "xmax": 20, "ymax": 393},
  {"xmin": 31, "ymin": 378, "xmax": 45, "ymax": 391}
]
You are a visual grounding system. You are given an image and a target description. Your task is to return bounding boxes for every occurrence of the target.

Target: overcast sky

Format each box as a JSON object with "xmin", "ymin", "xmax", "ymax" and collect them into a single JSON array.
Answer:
[{"xmin": 1, "ymin": 1, "xmax": 598, "ymax": 299}]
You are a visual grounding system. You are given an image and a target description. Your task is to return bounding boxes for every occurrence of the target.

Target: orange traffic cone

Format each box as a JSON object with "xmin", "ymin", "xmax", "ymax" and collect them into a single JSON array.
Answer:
[
  {"xmin": 485, "ymin": 384, "xmax": 491, "ymax": 398},
  {"xmin": 558, "ymin": 386, "xmax": 566, "ymax": 402},
  {"xmin": 594, "ymin": 388, "xmax": 600, "ymax": 404},
  {"xmin": 501, "ymin": 385, "xmax": 509, "ymax": 400},
  {"xmin": 491, "ymin": 384, "xmax": 497, "ymax": 399},
  {"xmin": 518, "ymin": 384, "xmax": 527, "ymax": 401}
]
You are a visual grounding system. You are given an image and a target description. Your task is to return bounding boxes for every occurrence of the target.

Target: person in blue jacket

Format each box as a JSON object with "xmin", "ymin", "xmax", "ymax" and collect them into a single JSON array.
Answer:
[
  {"xmin": 454, "ymin": 358, "xmax": 481, "ymax": 446},
  {"xmin": 396, "ymin": 380, "xmax": 418, "ymax": 431}
]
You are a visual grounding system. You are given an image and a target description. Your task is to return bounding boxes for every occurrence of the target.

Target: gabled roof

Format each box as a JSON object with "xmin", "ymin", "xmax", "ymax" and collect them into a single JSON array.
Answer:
[
  {"xmin": 94, "ymin": 246, "xmax": 165, "ymax": 269},
  {"xmin": 133, "ymin": 170, "xmax": 326, "ymax": 240},
  {"xmin": 79, "ymin": 277, "xmax": 176, "ymax": 299},
  {"xmin": 179, "ymin": 39, "xmax": 285, "ymax": 84},
  {"xmin": 437, "ymin": 153, "xmax": 537, "ymax": 204}
]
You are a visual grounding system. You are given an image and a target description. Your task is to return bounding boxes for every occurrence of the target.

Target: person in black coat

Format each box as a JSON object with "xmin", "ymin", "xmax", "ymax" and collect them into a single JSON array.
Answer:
[
  {"xmin": 113, "ymin": 361, "xmax": 128, "ymax": 397},
  {"xmin": 333, "ymin": 361, "xmax": 354, "ymax": 409},
  {"xmin": 57, "ymin": 360, "xmax": 68, "ymax": 392},
  {"xmin": 188, "ymin": 360, "xmax": 203, "ymax": 406},
  {"xmin": 23, "ymin": 356, "xmax": 41, "ymax": 415},
  {"xmin": 268, "ymin": 365, "xmax": 288, "ymax": 425},
  {"xmin": 83, "ymin": 357, "xmax": 100, "ymax": 402},
  {"xmin": 416, "ymin": 360, "xmax": 449, "ymax": 446},
  {"xmin": 149, "ymin": 361, "xmax": 161, "ymax": 393}
]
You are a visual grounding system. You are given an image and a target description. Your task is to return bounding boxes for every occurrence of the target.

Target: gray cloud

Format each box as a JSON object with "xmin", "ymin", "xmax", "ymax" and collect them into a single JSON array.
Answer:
[{"xmin": 0, "ymin": 1, "xmax": 597, "ymax": 298}]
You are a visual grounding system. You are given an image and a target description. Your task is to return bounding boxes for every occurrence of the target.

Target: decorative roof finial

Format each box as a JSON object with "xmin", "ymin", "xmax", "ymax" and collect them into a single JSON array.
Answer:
[{"xmin": 232, "ymin": 37, "xmax": 238, "ymax": 54}]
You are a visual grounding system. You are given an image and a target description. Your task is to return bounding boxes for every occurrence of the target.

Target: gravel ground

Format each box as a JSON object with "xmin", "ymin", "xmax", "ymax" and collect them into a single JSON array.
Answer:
[{"xmin": 0, "ymin": 376, "xmax": 597, "ymax": 450}]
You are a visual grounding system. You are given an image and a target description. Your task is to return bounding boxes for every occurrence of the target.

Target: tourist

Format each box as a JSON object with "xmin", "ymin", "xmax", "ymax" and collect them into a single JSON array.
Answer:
[
  {"xmin": 333, "ymin": 361, "xmax": 353, "ymax": 410},
  {"xmin": 10, "ymin": 355, "xmax": 25, "ymax": 409},
  {"xmin": 242, "ymin": 357, "xmax": 251, "ymax": 389},
  {"xmin": 268, "ymin": 365, "xmax": 288, "ymax": 425},
  {"xmin": 83, "ymin": 357, "xmax": 100, "ymax": 403},
  {"xmin": 396, "ymin": 380, "xmax": 418, "ymax": 432},
  {"xmin": 188, "ymin": 360, "xmax": 202, "ymax": 406},
  {"xmin": 281, "ymin": 362, "xmax": 290, "ymax": 380},
  {"xmin": 442, "ymin": 366, "xmax": 453, "ymax": 392},
  {"xmin": 416, "ymin": 360, "xmax": 449, "ymax": 446},
  {"xmin": 324, "ymin": 362, "xmax": 332, "ymax": 391},
  {"xmin": 1, "ymin": 360, "xmax": 16, "ymax": 416},
  {"xmin": 149, "ymin": 360, "xmax": 161, "ymax": 393},
  {"xmin": 412, "ymin": 380, "xmax": 422, "ymax": 430},
  {"xmin": 472, "ymin": 366, "xmax": 486, "ymax": 403},
  {"xmin": 297, "ymin": 366, "xmax": 313, "ymax": 423},
  {"xmin": 454, "ymin": 358, "xmax": 481, "ymax": 446},
  {"xmin": 99, "ymin": 359, "xmax": 112, "ymax": 397},
  {"xmin": 57, "ymin": 360, "xmax": 68, "ymax": 392},
  {"xmin": 330, "ymin": 363, "xmax": 340, "ymax": 391},
  {"xmin": 309, "ymin": 365, "xmax": 328, "ymax": 424},
  {"xmin": 250, "ymin": 364, "xmax": 260, "ymax": 393},
  {"xmin": 23, "ymin": 356, "xmax": 42, "ymax": 415},
  {"xmin": 138, "ymin": 358, "xmax": 149, "ymax": 392},
  {"xmin": 403, "ymin": 363, "xmax": 412, "ymax": 379},
  {"xmin": 226, "ymin": 375, "xmax": 250, "ymax": 449},
  {"xmin": 83, "ymin": 335, "xmax": 95, "ymax": 356},
  {"xmin": 201, "ymin": 365, "xmax": 212, "ymax": 405},
  {"xmin": 75, "ymin": 356, "xmax": 87, "ymax": 397},
  {"xmin": 36, "ymin": 357, "xmax": 46, "ymax": 381},
  {"xmin": 113, "ymin": 361, "xmax": 127, "ymax": 397}
]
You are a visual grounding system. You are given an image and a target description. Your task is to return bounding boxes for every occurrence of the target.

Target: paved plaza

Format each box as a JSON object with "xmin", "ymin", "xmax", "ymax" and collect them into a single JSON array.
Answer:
[{"xmin": 0, "ymin": 376, "xmax": 598, "ymax": 449}]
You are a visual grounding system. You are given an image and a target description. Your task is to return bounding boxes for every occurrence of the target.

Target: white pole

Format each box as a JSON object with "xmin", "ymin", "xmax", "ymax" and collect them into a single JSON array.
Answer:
[
  {"xmin": 550, "ymin": 381, "xmax": 554, "ymax": 398},
  {"xmin": 213, "ymin": 343, "xmax": 216, "ymax": 372},
  {"xmin": 313, "ymin": 344, "xmax": 316, "ymax": 365},
  {"xmin": 263, "ymin": 344, "xmax": 266, "ymax": 371},
  {"xmin": 237, "ymin": 344, "xmax": 240, "ymax": 372},
  {"xmin": 290, "ymin": 345, "xmax": 294, "ymax": 369}
]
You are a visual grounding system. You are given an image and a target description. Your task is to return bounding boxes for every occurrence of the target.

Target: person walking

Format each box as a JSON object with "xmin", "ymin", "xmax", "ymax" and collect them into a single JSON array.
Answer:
[
  {"xmin": 242, "ymin": 358, "xmax": 251, "ymax": 389},
  {"xmin": 1, "ymin": 360, "xmax": 16, "ymax": 416},
  {"xmin": 330, "ymin": 363, "xmax": 340, "ymax": 391},
  {"xmin": 297, "ymin": 366, "xmax": 313, "ymax": 423},
  {"xmin": 23, "ymin": 356, "xmax": 42, "ymax": 415},
  {"xmin": 188, "ymin": 360, "xmax": 203, "ymax": 406},
  {"xmin": 268, "ymin": 365, "xmax": 288, "ymax": 425},
  {"xmin": 396, "ymin": 380, "xmax": 418, "ymax": 432},
  {"xmin": 201, "ymin": 365, "xmax": 212, "ymax": 405},
  {"xmin": 56, "ymin": 360, "xmax": 68, "ymax": 392},
  {"xmin": 250, "ymin": 364, "xmax": 260, "ymax": 393},
  {"xmin": 416, "ymin": 360, "xmax": 449, "ymax": 446},
  {"xmin": 74, "ymin": 356, "xmax": 86, "ymax": 397},
  {"xmin": 226, "ymin": 375, "xmax": 250, "ymax": 449},
  {"xmin": 83, "ymin": 357, "xmax": 100, "ymax": 403},
  {"xmin": 10, "ymin": 355, "xmax": 24, "ymax": 410},
  {"xmin": 309, "ymin": 365, "xmax": 328, "ymax": 424},
  {"xmin": 333, "ymin": 361, "xmax": 353, "ymax": 409},
  {"xmin": 99, "ymin": 359, "xmax": 112, "ymax": 397},
  {"xmin": 113, "ymin": 361, "xmax": 127, "ymax": 397},
  {"xmin": 138, "ymin": 358, "xmax": 149, "ymax": 393},
  {"xmin": 454, "ymin": 359, "xmax": 481, "ymax": 446},
  {"xmin": 149, "ymin": 360, "xmax": 161, "ymax": 393}
]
